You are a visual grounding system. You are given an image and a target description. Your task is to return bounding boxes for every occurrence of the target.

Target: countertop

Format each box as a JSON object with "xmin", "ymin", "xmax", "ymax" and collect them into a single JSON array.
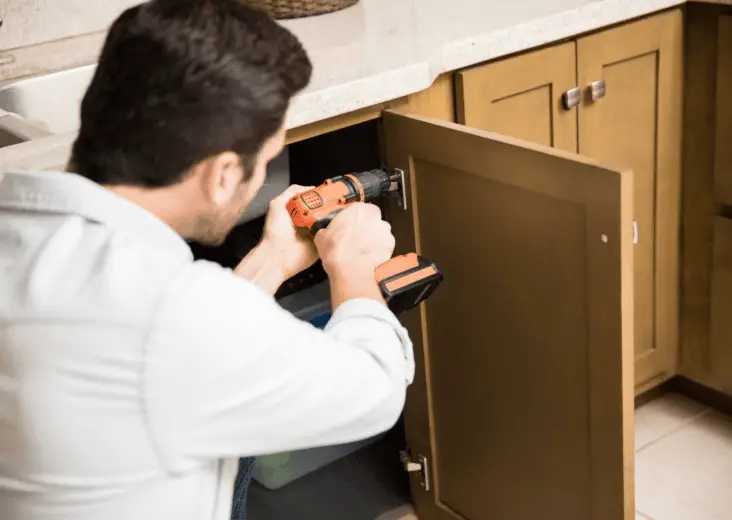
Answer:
[
  {"xmin": 282, "ymin": 0, "xmax": 730, "ymax": 128},
  {"xmin": 1, "ymin": 0, "xmax": 730, "ymax": 170}
]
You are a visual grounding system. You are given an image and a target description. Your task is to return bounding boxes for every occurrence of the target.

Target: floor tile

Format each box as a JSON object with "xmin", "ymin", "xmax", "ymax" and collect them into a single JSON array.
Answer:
[
  {"xmin": 636, "ymin": 411, "xmax": 732, "ymax": 520},
  {"xmin": 635, "ymin": 393, "xmax": 709, "ymax": 451}
]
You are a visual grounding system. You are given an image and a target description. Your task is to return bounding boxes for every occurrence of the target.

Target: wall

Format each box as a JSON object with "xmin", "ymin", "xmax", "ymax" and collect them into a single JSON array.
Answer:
[{"xmin": 0, "ymin": 0, "xmax": 140, "ymax": 81}]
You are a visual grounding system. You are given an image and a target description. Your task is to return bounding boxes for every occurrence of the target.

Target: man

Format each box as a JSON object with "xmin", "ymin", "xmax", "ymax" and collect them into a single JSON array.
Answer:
[{"xmin": 0, "ymin": 1, "xmax": 414, "ymax": 519}]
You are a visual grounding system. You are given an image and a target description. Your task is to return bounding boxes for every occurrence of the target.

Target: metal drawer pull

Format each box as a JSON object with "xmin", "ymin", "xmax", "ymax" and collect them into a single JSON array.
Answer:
[
  {"xmin": 633, "ymin": 220, "xmax": 639, "ymax": 245},
  {"xmin": 589, "ymin": 80, "xmax": 606, "ymax": 101},
  {"xmin": 562, "ymin": 87, "xmax": 581, "ymax": 110}
]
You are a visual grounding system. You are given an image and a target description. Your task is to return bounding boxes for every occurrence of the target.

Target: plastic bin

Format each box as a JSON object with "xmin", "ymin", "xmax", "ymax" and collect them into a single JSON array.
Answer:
[{"xmin": 251, "ymin": 281, "xmax": 384, "ymax": 489}]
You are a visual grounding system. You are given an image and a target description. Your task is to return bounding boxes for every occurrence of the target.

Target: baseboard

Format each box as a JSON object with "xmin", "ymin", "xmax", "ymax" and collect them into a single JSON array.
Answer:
[
  {"xmin": 665, "ymin": 376, "xmax": 732, "ymax": 417},
  {"xmin": 635, "ymin": 376, "xmax": 732, "ymax": 417},
  {"xmin": 634, "ymin": 380, "xmax": 674, "ymax": 408}
]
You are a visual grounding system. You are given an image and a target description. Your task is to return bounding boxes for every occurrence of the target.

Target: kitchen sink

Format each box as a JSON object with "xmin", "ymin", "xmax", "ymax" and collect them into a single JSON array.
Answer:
[
  {"xmin": 0, "ymin": 112, "xmax": 52, "ymax": 148},
  {"xmin": 0, "ymin": 65, "xmax": 95, "ymax": 135}
]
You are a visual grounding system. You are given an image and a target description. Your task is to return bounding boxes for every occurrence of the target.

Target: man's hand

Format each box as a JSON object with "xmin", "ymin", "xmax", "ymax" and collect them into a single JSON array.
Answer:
[
  {"xmin": 261, "ymin": 184, "xmax": 320, "ymax": 280},
  {"xmin": 235, "ymin": 185, "xmax": 318, "ymax": 294},
  {"xmin": 314, "ymin": 203, "xmax": 396, "ymax": 309}
]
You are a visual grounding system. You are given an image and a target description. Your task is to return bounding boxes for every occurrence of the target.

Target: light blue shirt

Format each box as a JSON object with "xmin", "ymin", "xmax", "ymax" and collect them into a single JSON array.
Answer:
[{"xmin": 0, "ymin": 170, "xmax": 414, "ymax": 520}]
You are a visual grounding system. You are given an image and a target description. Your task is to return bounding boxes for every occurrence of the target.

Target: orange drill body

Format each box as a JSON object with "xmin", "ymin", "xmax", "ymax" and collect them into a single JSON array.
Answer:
[
  {"xmin": 288, "ymin": 176, "xmax": 360, "ymax": 231},
  {"xmin": 287, "ymin": 170, "xmax": 389, "ymax": 232},
  {"xmin": 286, "ymin": 170, "xmax": 442, "ymax": 314}
]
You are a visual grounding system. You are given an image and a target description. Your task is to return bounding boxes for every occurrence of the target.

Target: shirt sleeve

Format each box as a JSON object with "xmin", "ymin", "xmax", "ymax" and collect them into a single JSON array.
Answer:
[{"xmin": 143, "ymin": 260, "xmax": 414, "ymax": 467}]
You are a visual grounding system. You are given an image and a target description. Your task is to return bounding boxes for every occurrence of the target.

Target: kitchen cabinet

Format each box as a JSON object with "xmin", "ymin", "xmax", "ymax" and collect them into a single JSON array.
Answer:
[
  {"xmin": 455, "ymin": 10, "xmax": 683, "ymax": 392},
  {"xmin": 254, "ymin": 106, "xmax": 635, "ymax": 520},
  {"xmin": 577, "ymin": 10, "xmax": 683, "ymax": 391},
  {"xmin": 714, "ymin": 16, "xmax": 732, "ymax": 206},
  {"xmin": 709, "ymin": 16, "xmax": 732, "ymax": 396},
  {"xmin": 455, "ymin": 43, "xmax": 577, "ymax": 152},
  {"xmin": 709, "ymin": 216, "xmax": 732, "ymax": 398},
  {"xmin": 383, "ymin": 111, "xmax": 634, "ymax": 520},
  {"xmin": 692, "ymin": 14, "xmax": 732, "ymax": 396},
  {"xmin": 674, "ymin": 3, "xmax": 732, "ymax": 398}
]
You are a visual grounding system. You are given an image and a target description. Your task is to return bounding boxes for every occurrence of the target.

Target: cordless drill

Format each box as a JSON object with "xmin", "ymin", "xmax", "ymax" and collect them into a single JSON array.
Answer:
[{"xmin": 286, "ymin": 169, "xmax": 442, "ymax": 315}]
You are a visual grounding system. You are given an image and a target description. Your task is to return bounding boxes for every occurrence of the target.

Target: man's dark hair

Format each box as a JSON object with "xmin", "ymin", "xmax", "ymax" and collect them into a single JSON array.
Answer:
[{"xmin": 70, "ymin": 0, "xmax": 312, "ymax": 187}]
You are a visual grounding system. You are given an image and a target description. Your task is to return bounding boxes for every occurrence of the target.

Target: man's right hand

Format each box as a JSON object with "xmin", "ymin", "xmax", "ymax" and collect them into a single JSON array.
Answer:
[{"xmin": 314, "ymin": 203, "xmax": 396, "ymax": 307}]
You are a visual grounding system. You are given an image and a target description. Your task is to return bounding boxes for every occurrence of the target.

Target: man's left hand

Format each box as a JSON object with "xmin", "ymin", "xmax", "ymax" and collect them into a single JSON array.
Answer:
[
  {"xmin": 260, "ymin": 184, "xmax": 319, "ymax": 281},
  {"xmin": 235, "ymin": 185, "xmax": 319, "ymax": 293}
]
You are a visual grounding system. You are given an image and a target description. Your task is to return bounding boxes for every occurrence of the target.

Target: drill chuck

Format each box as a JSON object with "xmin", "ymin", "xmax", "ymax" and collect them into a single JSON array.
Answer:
[{"xmin": 331, "ymin": 169, "xmax": 393, "ymax": 204}]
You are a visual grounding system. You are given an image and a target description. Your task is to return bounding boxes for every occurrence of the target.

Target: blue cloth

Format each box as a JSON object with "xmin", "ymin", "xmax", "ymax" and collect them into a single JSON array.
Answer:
[{"xmin": 230, "ymin": 457, "xmax": 256, "ymax": 520}]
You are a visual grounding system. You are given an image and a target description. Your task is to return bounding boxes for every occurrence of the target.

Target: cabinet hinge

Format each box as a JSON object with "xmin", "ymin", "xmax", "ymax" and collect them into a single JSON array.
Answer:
[
  {"xmin": 390, "ymin": 167, "xmax": 407, "ymax": 212},
  {"xmin": 399, "ymin": 449, "xmax": 430, "ymax": 491}
]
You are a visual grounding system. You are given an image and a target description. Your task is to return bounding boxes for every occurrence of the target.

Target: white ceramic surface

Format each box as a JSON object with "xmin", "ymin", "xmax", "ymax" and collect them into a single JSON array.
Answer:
[{"xmin": 0, "ymin": 65, "xmax": 95, "ymax": 134}]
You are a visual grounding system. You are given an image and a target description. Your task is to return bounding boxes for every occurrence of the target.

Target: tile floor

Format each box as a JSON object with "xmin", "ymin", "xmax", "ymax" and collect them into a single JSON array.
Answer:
[{"xmin": 635, "ymin": 393, "xmax": 732, "ymax": 520}]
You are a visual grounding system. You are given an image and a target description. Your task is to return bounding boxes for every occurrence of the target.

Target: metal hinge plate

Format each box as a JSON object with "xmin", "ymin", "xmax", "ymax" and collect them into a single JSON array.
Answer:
[
  {"xmin": 391, "ymin": 168, "xmax": 407, "ymax": 212},
  {"xmin": 399, "ymin": 449, "xmax": 430, "ymax": 491}
]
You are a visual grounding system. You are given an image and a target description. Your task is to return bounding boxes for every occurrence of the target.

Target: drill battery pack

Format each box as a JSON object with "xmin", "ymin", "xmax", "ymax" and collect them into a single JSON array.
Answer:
[{"xmin": 375, "ymin": 253, "xmax": 443, "ymax": 315}]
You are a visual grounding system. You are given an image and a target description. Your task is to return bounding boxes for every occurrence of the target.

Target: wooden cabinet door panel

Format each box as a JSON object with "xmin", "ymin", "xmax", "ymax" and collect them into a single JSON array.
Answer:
[
  {"xmin": 383, "ymin": 111, "xmax": 634, "ymax": 520},
  {"xmin": 577, "ymin": 10, "xmax": 683, "ymax": 390},
  {"xmin": 455, "ymin": 42, "xmax": 577, "ymax": 153},
  {"xmin": 715, "ymin": 16, "xmax": 732, "ymax": 205},
  {"xmin": 710, "ymin": 216, "xmax": 732, "ymax": 397}
]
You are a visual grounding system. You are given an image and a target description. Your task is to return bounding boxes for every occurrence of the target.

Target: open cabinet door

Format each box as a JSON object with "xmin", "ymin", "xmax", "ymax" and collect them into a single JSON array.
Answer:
[{"xmin": 382, "ymin": 111, "xmax": 635, "ymax": 520}]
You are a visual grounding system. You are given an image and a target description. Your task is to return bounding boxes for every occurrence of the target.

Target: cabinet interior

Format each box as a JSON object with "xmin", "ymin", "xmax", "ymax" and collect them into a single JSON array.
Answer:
[
  {"xmin": 190, "ymin": 119, "xmax": 386, "ymax": 299},
  {"xmin": 247, "ymin": 424, "xmax": 412, "ymax": 520},
  {"xmin": 189, "ymin": 119, "xmax": 414, "ymax": 518}
]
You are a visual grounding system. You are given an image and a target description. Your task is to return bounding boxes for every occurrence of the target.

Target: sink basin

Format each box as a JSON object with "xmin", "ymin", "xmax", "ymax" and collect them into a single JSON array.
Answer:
[
  {"xmin": 0, "ymin": 65, "xmax": 95, "ymax": 134},
  {"xmin": 0, "ymin": 112, "xmax": 57, "ymax": 178},
  {"xmin": 0, "ymin": 127, "xmax": 25, "ymax": 148},
  {"xmin": 0, "ymin": 113, "xmax": 52, "ymax": 148}
]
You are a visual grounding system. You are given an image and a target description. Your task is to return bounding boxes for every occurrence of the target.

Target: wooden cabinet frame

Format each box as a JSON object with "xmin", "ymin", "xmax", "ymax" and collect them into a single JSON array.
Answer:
[
  {"xmin": 577, "ymin": 10, "xmax": 683, "ymax": 391},
  {"xmin": 679, "ymin": 4, "xmax": 732, "ymax": 394},
  {"xmin": 455, "ymin": 10, "xmax": 683, "ymax": 392}
]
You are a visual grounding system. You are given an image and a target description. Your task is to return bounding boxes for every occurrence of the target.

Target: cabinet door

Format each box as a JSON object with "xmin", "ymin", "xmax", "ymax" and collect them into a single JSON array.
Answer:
[
  {"xmin": 715, "ymin": 16, "xmax": 732, "ymax": 205},
  {"xmin": 383, "ymin": 111, "xmax": 634, "ymax": 520},
  {"xmin": 577, "ymin": 10, "xmax": 683, "ymax": 391},
  {"xmin": 710, "ymin": 217, "xmax": 732, "ymax": 397},
  {"xmin": 455, "ymin": 42, "xmax": 577, "ymax": 152}
]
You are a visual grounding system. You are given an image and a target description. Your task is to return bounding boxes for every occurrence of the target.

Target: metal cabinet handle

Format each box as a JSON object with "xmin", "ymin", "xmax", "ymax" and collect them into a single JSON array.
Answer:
[
  {"xmin": 633, "ymin": 220, "xmax": 639, "ymax": 245},
  {"xmin": 589, "ymin": 80, "xmax": 606, "ymax": 101},
  {"xmin": 562, "ymin": 87, "xmax": 581, "ymax": 110}
]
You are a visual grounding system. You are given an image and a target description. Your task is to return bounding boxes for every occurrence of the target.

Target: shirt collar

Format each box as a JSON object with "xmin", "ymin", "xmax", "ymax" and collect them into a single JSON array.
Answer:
[{"xmin": 0, "ymin": 170, "xmax": 193, "ymax": 260}]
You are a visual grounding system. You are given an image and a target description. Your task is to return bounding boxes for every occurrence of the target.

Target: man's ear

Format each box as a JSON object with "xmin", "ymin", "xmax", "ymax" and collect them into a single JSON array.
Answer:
[{"xmin": 198, "ymin": 151, "xmax": 245, "ymax": 207}]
